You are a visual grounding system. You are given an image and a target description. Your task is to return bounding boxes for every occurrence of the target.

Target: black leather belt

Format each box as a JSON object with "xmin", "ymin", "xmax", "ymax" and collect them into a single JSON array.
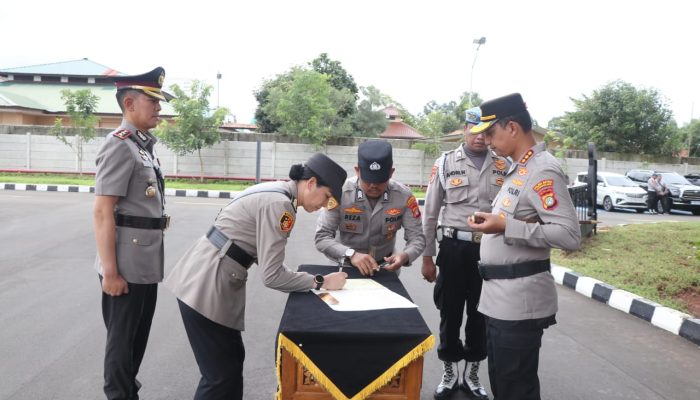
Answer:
[
  {"xmin": 115, "ymin": 213, "xmax": 170, "ymax": 230},
  {"xmin": 478, "ymin": 259, "xmax": 550, "ymax": 281},
  {"xmin": 206, "ymin": 226, "xmax": 255, "ymax": 269}
]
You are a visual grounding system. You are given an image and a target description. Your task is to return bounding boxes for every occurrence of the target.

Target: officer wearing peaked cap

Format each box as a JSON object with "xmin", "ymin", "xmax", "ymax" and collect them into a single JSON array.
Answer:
[
  {"xmin": 315, "ymin": 140, "xmax": 426, "ymax": 276},
  {"xmin": 468, "ymin": 93, "xmax": 581, "ymax": 400},
  {"xmin": 422, "ymin": 106, "xmax": 508, "ymax": 399},
  {"xmin": 165, "ymin": 153, "xmax": 348, "ymax": 399},
  {"xmin": 93, "ymin": 67, "xmax": 173, "ymax": 400}
]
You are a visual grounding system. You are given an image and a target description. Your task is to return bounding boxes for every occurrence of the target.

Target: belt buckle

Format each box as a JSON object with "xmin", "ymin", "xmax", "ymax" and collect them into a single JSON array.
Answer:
[
  {"xmin": 444, "ymin": 227, "xmax": 454, "ymax": 239},
  {"xmin": 164, "ymin": 215, "xmax": 171, "ymax": 230},
  {"xmin": 473, "ymin": 232, "xmax": 482, "ymax": 243}
]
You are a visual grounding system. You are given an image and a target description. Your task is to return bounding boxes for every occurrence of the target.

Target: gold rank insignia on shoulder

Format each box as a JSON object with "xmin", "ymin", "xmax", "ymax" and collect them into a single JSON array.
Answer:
[
  {"xmin": 450, "ymin": 178, "xmax": 463, "ymax": 186},
  {"xmin": 519, "ymin": 149, "xmax": 534, "ymax": 164},
  {"xmin": 279, "ymin": 211, "xmax": 295, "ymax": 232}
]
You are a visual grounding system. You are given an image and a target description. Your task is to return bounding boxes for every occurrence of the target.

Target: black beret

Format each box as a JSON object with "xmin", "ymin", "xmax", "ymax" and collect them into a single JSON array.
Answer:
[
  {"xmin": 114, "ymin": 66, "xmax": 174, "ymax": 102},
  {"xmin": 305, "ymin": 153, "xmax": 347, "ymax": 203},
  {"xmin": 358, "ymin": 141, "xmax": 393, "ymax": 183}
]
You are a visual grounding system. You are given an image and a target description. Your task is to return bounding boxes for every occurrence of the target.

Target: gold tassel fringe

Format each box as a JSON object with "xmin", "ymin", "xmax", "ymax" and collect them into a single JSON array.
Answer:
[{"xmin": 276, "ymin": 332, "xmax": 435, "ymax": 400}]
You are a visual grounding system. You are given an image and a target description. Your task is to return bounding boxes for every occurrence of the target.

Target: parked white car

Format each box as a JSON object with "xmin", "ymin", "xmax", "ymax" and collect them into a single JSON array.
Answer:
[{"xmin": 575, "ymin": 171, "xmax": 648, "ymax": 212}]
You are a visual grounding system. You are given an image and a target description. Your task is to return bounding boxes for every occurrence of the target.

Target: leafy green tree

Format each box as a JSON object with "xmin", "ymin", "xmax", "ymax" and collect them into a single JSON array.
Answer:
[
  {"xmin": 676, "ymin": 119, "xmax": 700, "ymax": 157},
  {"xmin": 154, "ymin": 80, "xmax": 229, "ymax": 182},
  {"xmin": 349, "ymin": 86, "xmax": 392, "ymax": 137},
  {"xmin": 253, "ymin": 81, "xmax": 280, "ymax": 133},
  {"xmin": 351, "ymin": 99, "xmax": 388, "ymax": 137},
  {"xmin": 360, "ymin": 85, "xmax": 393, "ymax": 109},
  {"xmin": 50, "ymin": 89, "xmax": 99, "ymax": 175},
  {"xmin": 263, "ymin": 68, "xmax": 355, "ymax": 147},
  {"xmin": 309, "ymin": 53, "xmax": 358, "ymax": 117},
  {"xmin": 456, "ymin": 91, "xmax": 482, "ymax": 120},
  {"xmin": 556, "ymin": 80, "xmax": 676, "ymax": 154},
  {"xmin": 412, "ymin": 111, "xmax": 454, "ymax": 156}
]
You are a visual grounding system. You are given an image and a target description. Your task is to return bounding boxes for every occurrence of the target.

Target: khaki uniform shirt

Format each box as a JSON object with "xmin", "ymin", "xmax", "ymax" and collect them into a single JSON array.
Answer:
[
  {"xmin": 164, "ymin": 181, "xmax": 315, "ymax": 331},
  {"xmin": 93, "ymin": 119, "xmax": 165, "ymax": 284},
  {"xmin": 422, "ymin": 144, "xmax": 508, "ymax": 256},
  {"xmin": 478, "ymin": 143, "xmax": 581, "ymax": 321},
  {"xmin": 315, "ymin": 177, "xmax": 425, "ymax": 264}
]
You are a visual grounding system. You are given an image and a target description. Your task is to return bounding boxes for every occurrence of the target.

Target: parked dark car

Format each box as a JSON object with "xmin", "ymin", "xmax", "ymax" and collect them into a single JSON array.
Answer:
[
  {"xmin": 626, "ymin": 169, "xmax": 700, "ymax": 215},
  {"xmin": 685, "ymin": 173, "xmax": 700, "ymax": 186}
]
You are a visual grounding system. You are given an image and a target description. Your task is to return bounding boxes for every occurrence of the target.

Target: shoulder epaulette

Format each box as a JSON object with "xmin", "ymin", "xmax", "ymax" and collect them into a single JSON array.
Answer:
[{"xmin": 112, "ymin": 129, "xmax": 132, "ymax": 140}]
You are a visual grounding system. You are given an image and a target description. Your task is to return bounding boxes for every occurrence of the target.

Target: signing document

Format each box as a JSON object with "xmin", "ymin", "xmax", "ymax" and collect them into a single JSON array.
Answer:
[{"xmin": 313, "ymin": 279, "xmax": 418, "ymax": 311}]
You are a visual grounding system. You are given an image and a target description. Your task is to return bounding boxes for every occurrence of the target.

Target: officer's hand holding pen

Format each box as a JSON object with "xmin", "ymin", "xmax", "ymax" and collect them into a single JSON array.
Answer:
[
  {"xmin": 467, "ymin": 212, "xmax": 506, "ymax": 234},
  {"xmin": 350, "ymin": 252, "xmax": 379, "ymax": 276},
  {"xmin": 323, "ymin": 271, "xmax": 348, "ymax": 290}
]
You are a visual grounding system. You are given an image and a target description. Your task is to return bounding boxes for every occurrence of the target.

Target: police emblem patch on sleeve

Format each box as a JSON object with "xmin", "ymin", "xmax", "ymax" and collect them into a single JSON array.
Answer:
[
  {"xmin": 113, "ymin": 129, "xmax": 132, "ymax": 140},
  {"xmin": 279, "ymin": 211, "xmax": 295, "ymax": 232},
  {"xmin": 407, "ymin": 195, "xmax": 421, "ymax": 219},
  {"xmin": 533, "ymin": 179, "xmax": 558, "ymax": 210}
]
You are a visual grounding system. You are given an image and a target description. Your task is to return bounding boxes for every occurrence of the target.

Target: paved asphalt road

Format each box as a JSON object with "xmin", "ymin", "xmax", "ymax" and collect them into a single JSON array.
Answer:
[{"xmin": 1, "ymin": 191, "xmax": 699, "ymax": 400}]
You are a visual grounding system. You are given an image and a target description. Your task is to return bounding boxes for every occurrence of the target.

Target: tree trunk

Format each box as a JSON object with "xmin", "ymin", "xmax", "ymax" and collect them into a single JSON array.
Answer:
[{"xmin": 198, "ymin": 148, "xmax": 204, "ymax": 183}]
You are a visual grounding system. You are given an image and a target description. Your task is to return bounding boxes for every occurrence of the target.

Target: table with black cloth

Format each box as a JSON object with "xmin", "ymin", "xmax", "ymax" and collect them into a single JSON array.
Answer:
[{"xmin": 275, "ymin": 265, "xmax": 434, "ymax": 400}]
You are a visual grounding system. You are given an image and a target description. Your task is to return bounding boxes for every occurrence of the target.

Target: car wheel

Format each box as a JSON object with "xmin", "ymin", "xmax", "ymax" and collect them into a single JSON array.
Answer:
[
  {"xmin": 635, "ymin": 209, "xmax": 645, "ymax": 213},
  {"xmin": 603, "ymin": 196, "xmax": 614, "ymax": 211},
  {"xmin": 693, "ymin": 209, "xmax": 700, "ymax": 216}
]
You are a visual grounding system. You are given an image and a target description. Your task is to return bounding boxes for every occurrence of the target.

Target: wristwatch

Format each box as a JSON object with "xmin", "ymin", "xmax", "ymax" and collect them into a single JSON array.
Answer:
[
  {"xmin": 344, "ymin": 248, "xmax": 356, "ymax": 264},
  {"xmin": 314, "ymin": 274, "xmax": 324, "ymax": 290}
]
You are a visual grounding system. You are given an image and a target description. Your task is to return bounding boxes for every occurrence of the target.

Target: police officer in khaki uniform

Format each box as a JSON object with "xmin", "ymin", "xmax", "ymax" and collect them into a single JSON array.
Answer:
[
  {"xmin": 93, "ymin": 67, "xmax": 172, "ymax": 400},
  {"xmin": 422, "ymin": 107, "xmax": 506, "ymax": 399},
  {"xmin": 467, "ymin": 93, "xmax": 581, "ymax": 400},
  {"xmin": 165, "ymin": 153, "xmax": 348, "ymax": 400},
  {"xmin": 315, "ymin": 141, "xmax": 425, "ymax": 275}
]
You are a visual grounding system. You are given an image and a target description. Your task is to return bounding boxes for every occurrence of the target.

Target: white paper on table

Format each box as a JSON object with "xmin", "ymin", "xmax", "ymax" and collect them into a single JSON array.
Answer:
[{"xmin": 312, "ymin": 278, "xmax": 418, "ymax": 311}]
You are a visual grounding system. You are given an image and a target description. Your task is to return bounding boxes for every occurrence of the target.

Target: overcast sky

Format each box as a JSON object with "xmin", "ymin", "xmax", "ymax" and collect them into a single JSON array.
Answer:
[{"xmin": 3, "ymin": 0, "xmax": 698, "ymax": 127}]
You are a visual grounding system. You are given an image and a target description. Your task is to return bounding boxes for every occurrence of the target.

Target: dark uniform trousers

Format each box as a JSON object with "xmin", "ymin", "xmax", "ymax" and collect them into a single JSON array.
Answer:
[
  {"xmin": 178, "ymin": 300, "xmax": 245, "ymax": 400},
  {"xmin": 486, "ymin": 315, "xmax": 556, "ymax": 400},
  {"xmin": 101, "ymin": 279, "xmax": 158, "ymax": 400},
  {"xmin": 434, "ymin": 237, "xmax": 486, "ymax": 362}
]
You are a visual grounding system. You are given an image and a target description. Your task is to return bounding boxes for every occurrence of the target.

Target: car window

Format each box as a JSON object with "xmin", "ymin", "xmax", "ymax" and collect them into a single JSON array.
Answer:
[{"xmin": 659, "ymin": 173, "xmax": 691, "ymax": 185}]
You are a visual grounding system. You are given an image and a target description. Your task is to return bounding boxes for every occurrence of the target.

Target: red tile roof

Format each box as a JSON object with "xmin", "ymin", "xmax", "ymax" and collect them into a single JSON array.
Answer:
[{"xmin": 379, "ymin": 121, "xmax": 425, "ymax": 139}]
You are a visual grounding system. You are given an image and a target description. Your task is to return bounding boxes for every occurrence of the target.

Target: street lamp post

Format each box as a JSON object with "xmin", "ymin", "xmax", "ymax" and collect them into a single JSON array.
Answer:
[
  {"xmin": 216, "ymin": 72, "xmax": 222, "ymax": 109},
  {"xmin": 469, "ymin": 36, "xmax": 486, "ymax": 107}
]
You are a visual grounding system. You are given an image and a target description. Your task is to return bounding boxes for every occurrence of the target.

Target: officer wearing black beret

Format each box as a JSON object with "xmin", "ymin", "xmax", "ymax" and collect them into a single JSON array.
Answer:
[
  {"xmin": 165, "ymin": 153, "xmax": 348, "ymax": 399},
  {"xmin": 93, "ymin": 67, "xmax": 172, "ymax": 400},
  {"xmin": 315, "ymin": 140, "xmax": 426, "ymax": 276},
  {"xmin": 468, "ymin": 93, "xmax": 581, "ymax": 400}
]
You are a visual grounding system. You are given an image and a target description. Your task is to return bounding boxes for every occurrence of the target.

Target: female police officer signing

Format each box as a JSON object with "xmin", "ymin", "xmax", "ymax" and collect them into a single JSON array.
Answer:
[{"xmin": 164, "ymin": 153, "xmax": 348, "ymax": 400}]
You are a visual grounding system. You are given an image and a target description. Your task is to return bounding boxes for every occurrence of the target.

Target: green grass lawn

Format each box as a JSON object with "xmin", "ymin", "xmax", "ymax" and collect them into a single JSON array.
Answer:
[
  {"xmin": 0, "ymin": 173, "xmax": 427, "ymax": 197},
  {"xmin": 552, "ymin": 222, "xmax": 700, "ymax": 314}
]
